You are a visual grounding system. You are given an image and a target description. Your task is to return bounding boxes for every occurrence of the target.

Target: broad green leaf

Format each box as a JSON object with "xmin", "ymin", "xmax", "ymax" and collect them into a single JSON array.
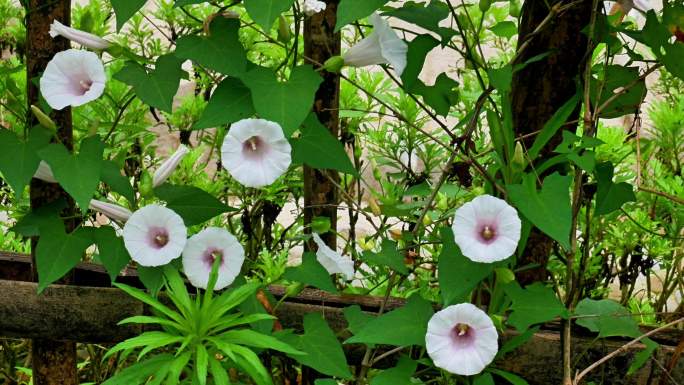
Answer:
[
  {"xmin": 370, "ymin": 356, "xmax": 417, "ymax": 385},
  {"xmin": 175, "ymin": 0, "xmax": 208, "ymax": 5},
  {"xmin": 0, "ymin": 127, "xmax": 51, "ymax": 195},
  {"xmin": 528, "ymin": 93, "xmax": 580, "ymax": 160},
  {"xmin": 336, "ymin": 0, "xmax": 389, "ymax": 31},
  {"xmin": 244, "ymin": 0, "xmax": 295, "ymax": 31},
  {"xmin": 242, "ymin": 65, "xmax": 322, "ymax": 135},
  {"xmin": 489, "ymin": 369, "xmax": 530, "ymax": 385},
  {"xmin": 111, "ymin": 0, "xmax": 147, "ymax": 31},
  {"xmin": 38, "ymin": 135, "xmax": 105, "ymax": 210},
  {"xmin": 411, "ymin": 74, "xmax": 459, "ymax": 117},
  {"xmin": 361, "ymin": 239, "xmax": 408, "ymax": 275},
  {"xmin": 590, "ymin": 65, "xmax": 646, "ymax": 118},
  {"xmin": 473, "ymin": 373, "xmax": 495, "ymax": 385},
  {"xmin": 93, "ymin": 226, "xmax": 130, "ymax": 282},
  {"xmin": 11, "ymin": 200, "xmax": 66, "ymax": 237},
  {"xmin": 504, "ymin": 282, "xmax": 568, "ymax": 331},
  {"xmin": 628, "ymin": 338, "xmax": 658, "ymax": 375},
  {"xmin": 292, "ymin": 114, "xmax": 357, "ymax": 175},
  {"xmin": 283, "ymin": 252, "xmax": 338, "ymax": 293},
  {"xmin": 114, "ymin": 55, "xmax": 185, "ymax": 112},
  {"xmin": 36, "ymin": 219, "xmax": 94, "ymax": 293},
  {"xmin": 288, "ymin": 313, "xmax": 352, "ymax": 379},
  {"xmin": 137, "ymin": 265, "xmax": 165, "ymax": 296},
  {"xmin": 497, "ymin": 326, "xmax": 539, "ymax": 358},
  {"xmin": 401, "ymin": 34, "xmax": 440, "ymax": 90},
  {"xmin": 345, "ymin": 294, "xmax": 434, "ymax": 347},
  {"xmin": 101, "ymin": 354, "xmax": 173, "ymax": 385},
  {"xmin": 507, "ymin": 173, "xmax": 572, "ymax": 250},
  {"xmin": 594, "ymin": 162, "xmax": 635, "ymax": 216},
  {"xmin": 100, "ymin": 160, "xmax": 135, "ymax": 203},
  {"xmin": 662, "ymin": 42, "xmax": 684, "ymax": 81},
  {"xmin": 154, "ymin": 184, "xmax": 233, "ymax": 226},
  {"xmin": 175, "ymin": 18, "xmax": 248, "ymax": 77},
  {"xmin": 488, "ymin": 64, "xmax": 513, "ymax": 93},
  {"xmin": 490, "ymin": 21, "xmax": 517, "ymax": 39},
  {"xmin": 314, "ymin": 380, "xmax": 338, "ymax": 385},
  {"xmin": 574, "ymin": 299, "xmax": 641, "ymax": 338},
  {"xmin": 383, "ymin": 1, "xmax": 452, "ymax": 43},
  {"xmin": 438, "ymin": 227, "xmax": 494, "ymax": 306},
  {"xmin": 343, "ymin": 305, "xmax": 373, "ymax": 335},
  {"xmin": 194, "ymin": 77, "xmax": 254, "ymax": 129}
]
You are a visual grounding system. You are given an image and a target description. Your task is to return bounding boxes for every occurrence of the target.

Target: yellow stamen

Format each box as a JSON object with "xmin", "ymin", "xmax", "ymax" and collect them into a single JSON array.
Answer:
[{"xmin": 482, "ymin": 225, "xmax": 495, "ymax": 240}]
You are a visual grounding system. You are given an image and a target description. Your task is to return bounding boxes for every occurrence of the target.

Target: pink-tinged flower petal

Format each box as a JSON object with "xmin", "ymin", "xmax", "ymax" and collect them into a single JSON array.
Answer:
[
  {"xmin": 34, "ymin": 161, "xmax": 57, "ymax": 183},
  {"xmin": 89, "ymin": 199, "xmax": 132, "ymax": 223},
  {"xmin": 123, "ymin": 204, "xmax": 187, "ymax": 267},
  {"xmin": 182, "ymin": 227, "xmax": 245, "ymax": 290},
  {"xmin": 312, "ymin": 233, "xmax": 355, "ymax": 280},
  {"xmin": 49, "ymin": 20, "xmax": 111, "ymax": 50},
  {"xmin": 425, "ymin": 303, "xmax": 498, "ymax": 376},
  {"xmin": 153, "ymin": 145, "xmax": 190, "ymax": 187},
  {"xmin": 221, "ymin": 118, "xmax": 292, "ymax": 188},
  {"xmin": 343, "ymin": 13, "xmax": 408, "ymax": 76},
  {"xmin": 301, "ymin": 0, "xmax": 326, "ymax": 16},
  {"xmin": 39, "ymin": 49, "xmax": 106, "ymax": 110},
  {"xmin": 451, "ymin": 195, "xmax": 521, "ymax": 263}
]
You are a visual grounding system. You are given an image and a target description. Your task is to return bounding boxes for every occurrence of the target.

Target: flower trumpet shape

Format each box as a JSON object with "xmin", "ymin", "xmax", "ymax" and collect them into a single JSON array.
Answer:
[
  {"xmin": 152, "ymin": 145, "xmax": 190, "ymax": 187},
  {"xmin": 312, "ymin": 233, "xmax": 354, "ymax": 280},
  {"xmin": 182, "ymin": 227, "xmax": 245, "ymax": 290},
  {"xmin": 425, "ymin": 303, "xmax": 499, "ymax": 376},
  {"xmin": 89, "ymin": 199, "xmax": 132, "ymax": 223},
  {"xmin": 451, "ymin": 195, "xmax": 521, "ymax": 263},
  {"xmin": 123, "ymin": 205, "xmax": 187, "ymax": 267},
  {"xmin": 221, "ymin": 118, "xmax": 292, "ymax": 188},
  {"xmin": 615, "ymin": 0, "xmax": 651, "ymax": 14},
  {"xmin": 39, "ymin": 49, "xmax": 106, "ymax": 110},
  {"xmin": 343, "ymin": 13, "xmax": 408, "ymax": 76},
  {"xmin": 49, "ymin": 20, "xmax": 111, "ymax": 50},
  {"xmin": 301, "ymin": 0, "xmax": 326, "ymax": 16}
]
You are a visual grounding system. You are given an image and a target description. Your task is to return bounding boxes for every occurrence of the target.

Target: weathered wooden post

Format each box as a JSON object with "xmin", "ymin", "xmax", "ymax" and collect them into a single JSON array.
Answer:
[
  {"xmin": 26, "ymin": 0, "xmax": 79, "ymax": 383},
  {"xmin": 303, "ymin": 0, "xmax": 342, "ymax": 250}
]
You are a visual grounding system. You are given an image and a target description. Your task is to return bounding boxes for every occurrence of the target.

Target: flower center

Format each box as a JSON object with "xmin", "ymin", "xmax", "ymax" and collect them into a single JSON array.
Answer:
[
  {"xmin": 148, "ymin": 228, "xmax": 170, "ymax": 249},
  {"xmin": 241, "ymin": 136, "xmax": 267, "ymax": 160},
  {"xmin": 79, "ymin": 79, "xmax": 92, "ymax": 93},
  {"xmin": 450, "ymin": 323, "xmax": 476, "ymax": 347},
  {"xmin": 481, "ymin": 225, "xmax": 495, "ymax": 241},
  {"xmin": 204, "ymin": 248, "xmax": 225, "ymax": 268}
]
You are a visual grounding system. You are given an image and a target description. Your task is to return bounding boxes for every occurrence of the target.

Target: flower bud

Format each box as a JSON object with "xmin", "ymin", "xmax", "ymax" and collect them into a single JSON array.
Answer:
[
  {"xmin": 322, "ymin": 56, "xmax": 345, "ymax": 73},
  {"xmin": 479, "ymin": 0, "xmax": 491, "ymax": 12},
  {"xmin": 139, "ymin": 171, "xmax": 154, "ymax": 198},
  {"xmin": 422, "ymin": 213, "xmax": 433, "ymax": 227},
  {"xmin": 30, "ymin": 105, "xmax": 57, "ymax": 130},
  {"xmin": 49, "ymin": 20, "xmax": 110, "ymax": 50},
  {"xmin": 277, "ymin": 15, "xmax": 291, "ymax": 43},
  {"xmin": 285, "ymin": 282, "xmax": 306, "ymax": 297},
  {"xmin": 89, "ymin": 199, "xmax": 133, "ymax": 223},
  {"xmin": 367, "ymin": 195, "xmax": 382, "ymax": 216},
  {"xmin": 389, "ymin": 228, "xmax": 403, "ymax": 241},
  {"xmin": 436, "ymin": 193, "xmax": 449, "ymax": 211},
  {"xmin": 153, "ymin": 145, "xmax": 190, "ymax": 188},
  {"xmin": 509, "ymin": 0, "xmax": 521, "ymax": 17},
  {"xmin": 512, "ymin": 141, "xmax": 526, "ymax": 171}
]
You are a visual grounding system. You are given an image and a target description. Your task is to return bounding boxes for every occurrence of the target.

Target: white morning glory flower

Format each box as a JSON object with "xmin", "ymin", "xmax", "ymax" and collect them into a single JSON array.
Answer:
[
  {"xmin": 182, "ymin": 227, "xmax": 245, "ymax": 290},
  {"xmin": 49, "ymin": 20, "xmax": 110, "ymax": 50},
  {"xmin": 312, "ymin": 233, "xmax": 354, "ymax": 280},
  {"xmin": 220, "ymin": 118, "xmax": 292, "ymax": 188},
  {"xmin": 615, "ymin": 0, "xmax": 651, "ymax": 14},
  {"xmin": 39, "ymin": 49, "xmax": 106, "ymax": 110},
  {"xmin": 89, "ymin": 199, "xmax": 132, "ymax": 223},
  {"xmin": 451, "ymin": 195, "xmax": 521, "ymax": 263},
  {"xmin": 34, "ymin": 161, "xmax": 57, "ymax": 183},
  {"xmin": 343, "ymin": 13, "xmax": 408, "ymax": 76},
  {"xmin": 123, "ymin": 204, "xmax": 187, "ymax": 267},
  {"xmin": 425, "ymin": 303, "xmax": 499, "ymax": 376},
  {"xmin": 301, "ymin": 0, "xmax": 326, "ymax": 16},
  {"xmin": 153, "ymin": 145, "xmax": 190, "ymax": 188}
]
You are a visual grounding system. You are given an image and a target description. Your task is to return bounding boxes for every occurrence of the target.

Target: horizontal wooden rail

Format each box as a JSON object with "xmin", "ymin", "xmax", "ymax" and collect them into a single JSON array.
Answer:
[{"xmin": 0, "ymin": 252, "xmax": 683, "ymax": 384}]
